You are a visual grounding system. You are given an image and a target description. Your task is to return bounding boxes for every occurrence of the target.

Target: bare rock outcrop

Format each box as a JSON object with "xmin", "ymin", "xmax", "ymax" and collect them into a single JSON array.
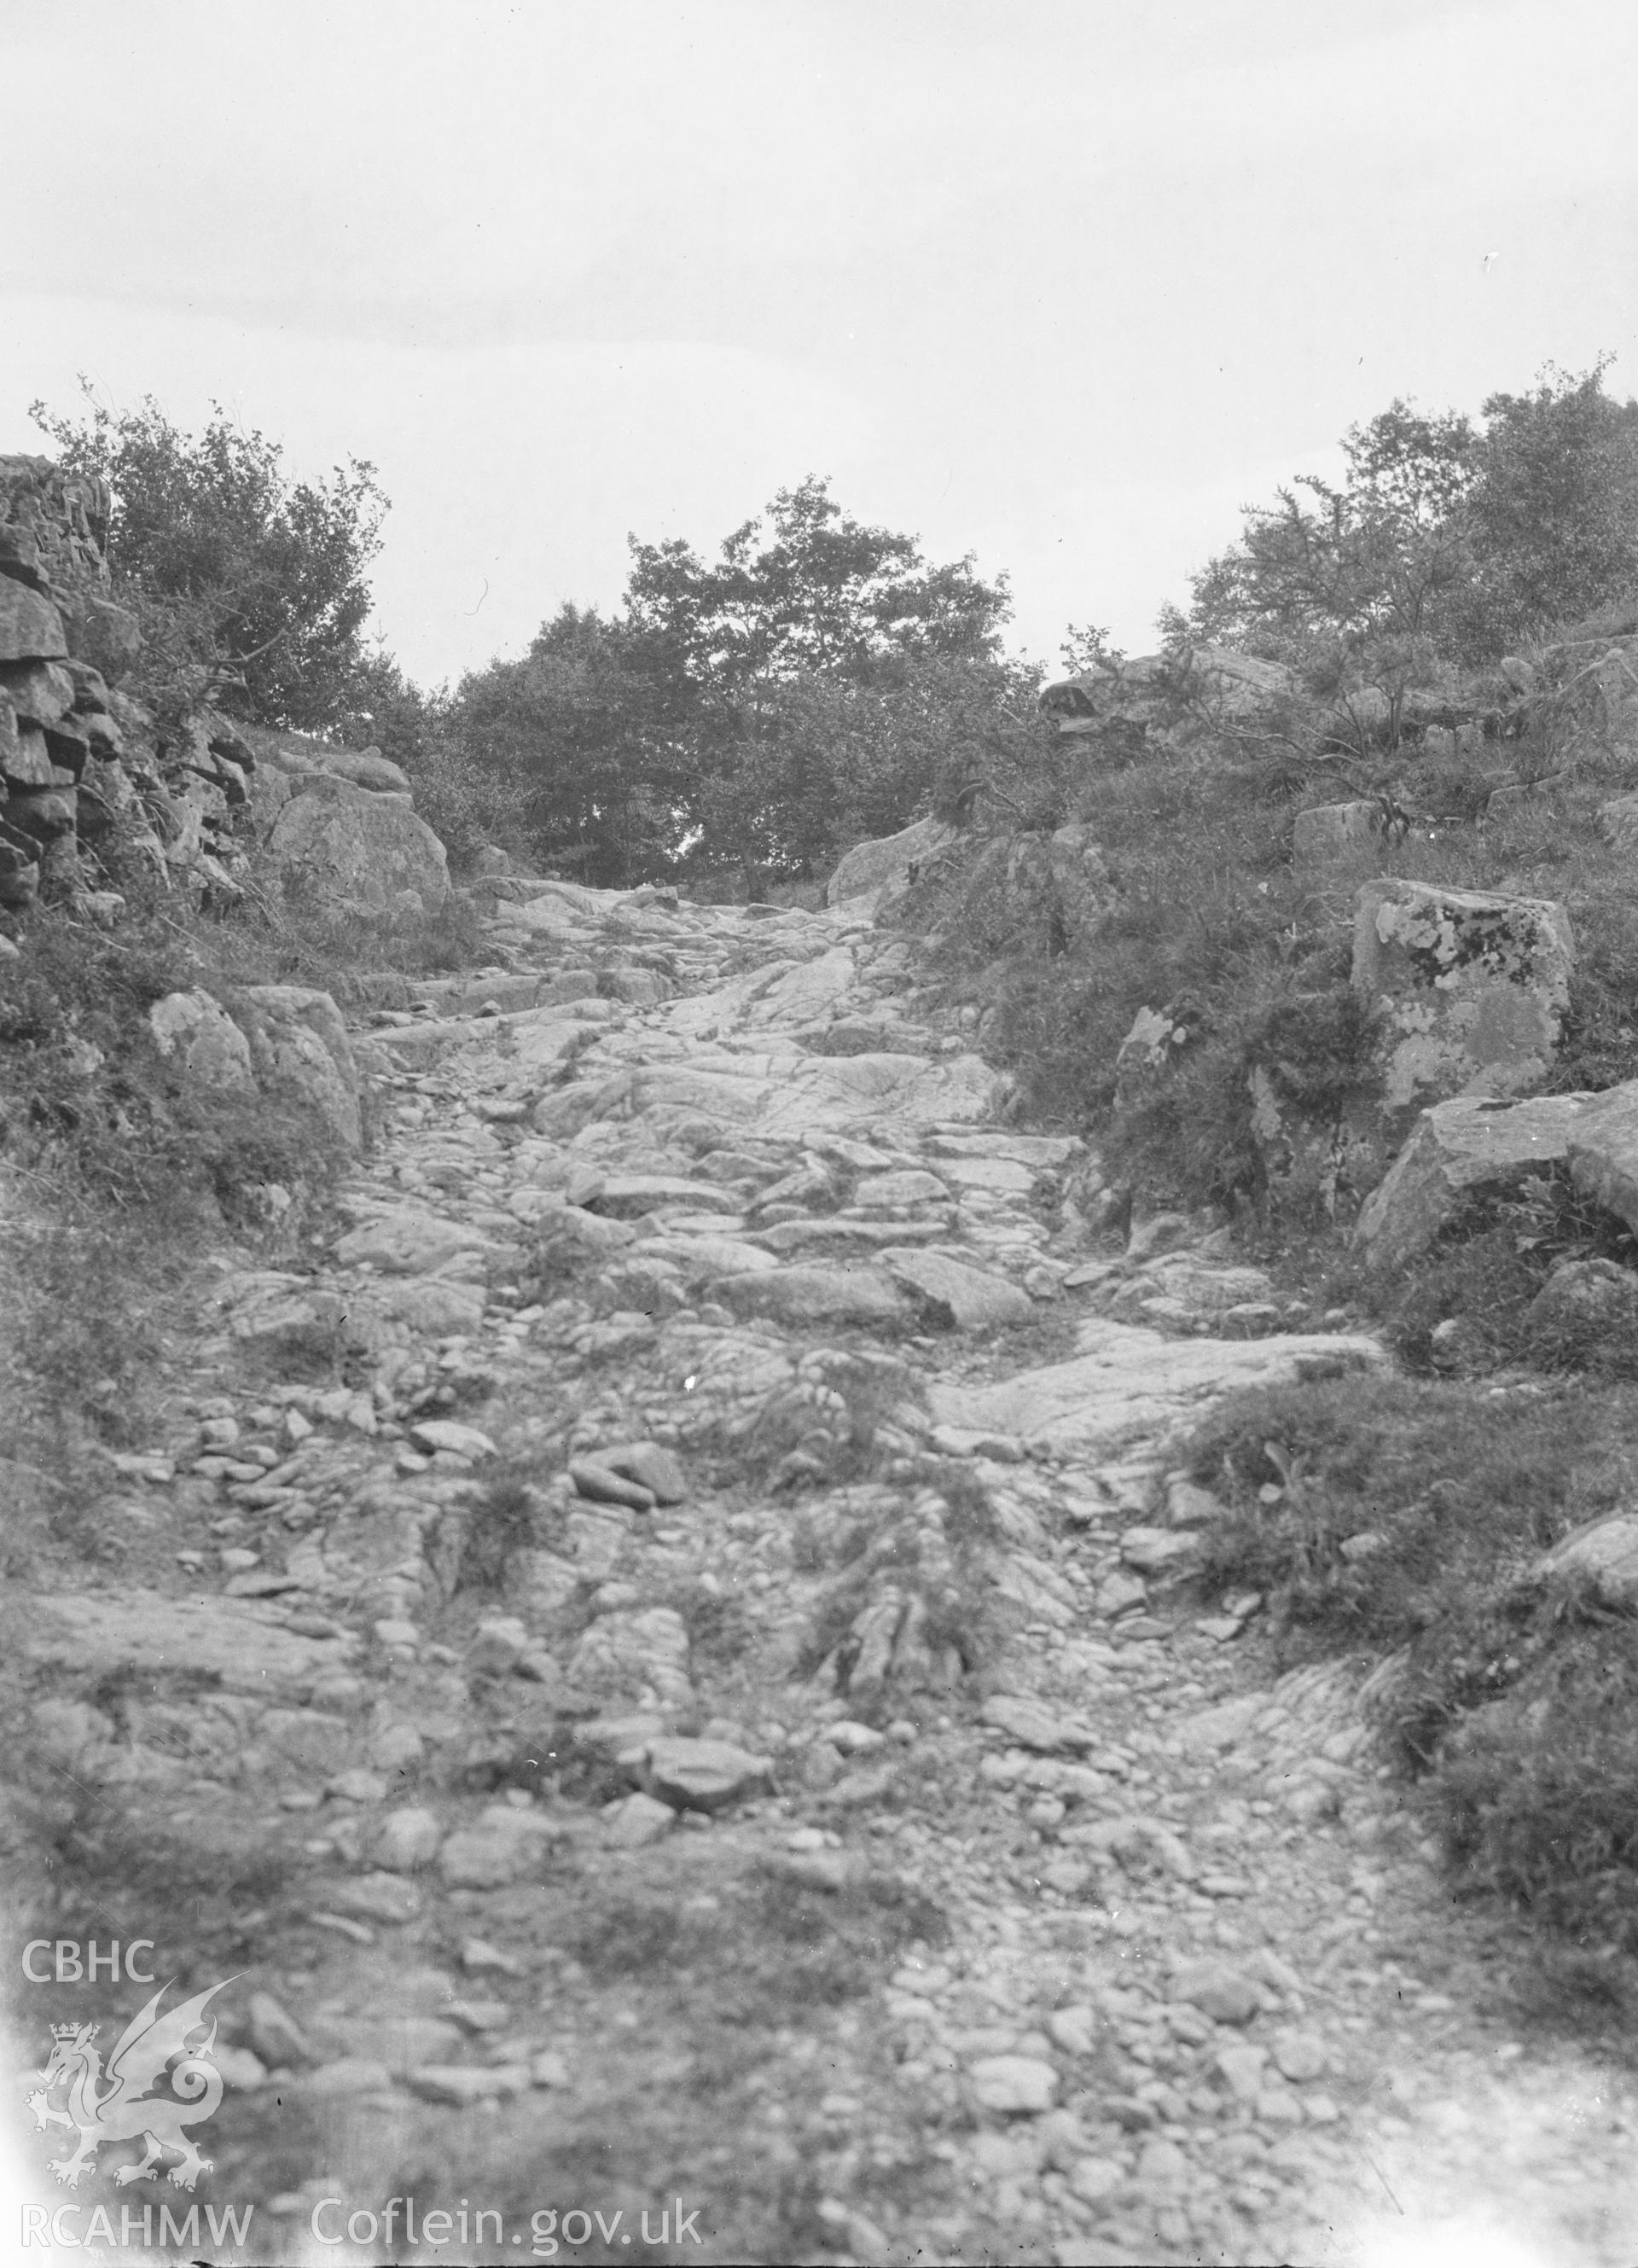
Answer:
[{"xmin": 826, "ymin": 812, "xmax": 955, "ymax": 906}]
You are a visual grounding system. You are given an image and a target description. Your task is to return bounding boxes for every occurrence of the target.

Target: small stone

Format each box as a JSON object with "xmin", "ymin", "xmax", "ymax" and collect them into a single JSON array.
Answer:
[
  {"xmin": 327, "ymin": 1768, "xmax": 387, "ymax": 1805},
  {"xmin": 821, "ymin": 1719, "xmax": 886, "ymax": 1754},
  {"xmin": 410, "ymin": 1418, "xmax": 497, "ymax": 1459},
  {"xmin": 969, "ymin": 2054, "xmax": 1059, "ymax": 2114},
  {"xmin": 597, "ymin": 1441, "xmax": 688, "ymax": 1503},
  {"xmin": 372, "ymin": 1619, "xmax": 421, "ymax": 1653},
  {"xmin": 1047, "ymin": 2005, "xmax": 1098, "ymax": 2057},
  {"xmin": 324, "ymin": 1872, "xmax": 422, "ymax": 1926},
  {"xmin": 469, "ymin": 1616, "xmax": 531, "ymax": 1674},
  {"xmin": 979, "ymin": 1695, "xmax": 1095, "ymax": 1753},
  {"xmin": 1068, "ymin": 2156, "xmax": 1124, "ymax": 2204},
  {"xmin": 568, "ymin": 1458, "xmax": 657, "ymax": 1511},
  {"xmin": 604, "ymin": 1792, "xmax": 675, "ymax": 1848},
  {"xmin": 247, "ymin": 1991, "xmax": 311, "ymax": 2068},
  {"xmin": 374, "ymin": 1807, "xmax": 444, "ymax": 1872},
  {"xmin": 461, "ymin": 1938, "xmax": 525, "ymax": 1975},
  {"xmin": 219, "ymin": 1547, "xmax": 261, "ymax": 1573},
  {"xmin": 531, "ymin": 2049, "xmax": 572, "ymax": 2088},
  {"xmin": 366, "ymin": 1722, "xmax": 425, "ymax": 1777},
  {"xmin": 214, "ymin": 2044, "xmax": 268, "ymax": 2091},
  {"xmin": 643, "ymin": 1736, "xmax": 773, "ymax": 1813},
  {"xmin": 1170, "ymin": 1957, "xmax": 1260, "ymax": 2025},
  {"xmin": 1096, "ymin": 1571, "xmax": 1149, "ymax": 1617},
  {"xmin": 1271, "ymin": 2028, "xmax": 1327, "ymax": 2083},
  {"xmin": 406, "ymin": 2064, "xmax": 530, "ymax": 2106},
  {"xmin": 301, "ymin": 2056, "xmax": 392, "ymax": 2097},
  {"xmin": 1133, "ymin": 2137, "xmax": 1189, "ymax": 2195},
  {"xmin": 1215, "ymin": 2042, "xmax": 1269, "ymax": 2100}
]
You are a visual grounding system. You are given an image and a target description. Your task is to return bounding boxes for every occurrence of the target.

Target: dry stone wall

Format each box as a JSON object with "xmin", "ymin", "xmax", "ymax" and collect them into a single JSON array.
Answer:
[{"xmin": 0, "ymin": 452, "xmax": 450, "ymax": 923}]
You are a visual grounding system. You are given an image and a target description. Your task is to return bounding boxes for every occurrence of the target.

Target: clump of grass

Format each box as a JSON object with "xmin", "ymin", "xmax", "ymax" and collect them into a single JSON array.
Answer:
[
  {"xmin": 1183, "ymin": 1369, "xmax": 1638, "ymax": 1651},
  {"xmin": 567, "ymin": 1870, "xmax": 946, "ymax": 2015},
  {"xmin": 454, "ymin": 1475, "xmax": 553, "ymax": 1593},
  {"xmin": 1393, "ymin": 1572, "xmax": 1638, "ymax": 2005},
  {"xmin": 668, "ymin": 1579, "xmax": 754, "ymax": 1666},
  {"xmin": 1369, "ymin": 1172, "xmax": 1638, "ymax": 1375}
]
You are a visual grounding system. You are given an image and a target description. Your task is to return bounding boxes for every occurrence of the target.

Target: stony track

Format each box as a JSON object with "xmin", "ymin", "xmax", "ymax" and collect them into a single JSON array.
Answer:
[{"xmin": 10, "ymin": 874, "xmax": 1638, "ymax": 2266}]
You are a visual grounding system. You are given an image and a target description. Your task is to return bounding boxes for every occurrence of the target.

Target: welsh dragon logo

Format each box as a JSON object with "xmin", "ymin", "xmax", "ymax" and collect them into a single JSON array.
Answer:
[{"xmin": 24, "ymin": 1977, "xmax": 235, "ymax": 2191}]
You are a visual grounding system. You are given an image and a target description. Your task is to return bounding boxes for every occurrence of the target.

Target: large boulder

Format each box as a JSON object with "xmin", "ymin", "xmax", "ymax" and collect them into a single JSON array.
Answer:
[
  {"xmin": 266, "ymin": 773, "xmax": 450, "ymax": 916},
  {"xmin": 826, "ymin": 813, "xmax": 955, "ymax": 905},
  {"xmin": 1353, "ymin": 1090, "xmax": 1594, "ymax": 1274},
  {"xmin": 1040, "ymin": 646, "xmax": 1296, "ymax": 735},
  {"xmin": 1353, "ymin": 879, "xmax": 1573, "ymax": 1123},
  {"xmin": 229, "ymin": 985, "xmax": 369, "ymax": 1149},
  {"xmin": 148, "ymin": 987, "xmax": 257, "ymax": 1094}
]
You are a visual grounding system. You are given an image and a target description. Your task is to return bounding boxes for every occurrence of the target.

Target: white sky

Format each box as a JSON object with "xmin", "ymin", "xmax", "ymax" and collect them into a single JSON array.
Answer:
[{"xmin": 2, "ymin": 0, "xmax": 1635, "ymax": 688}]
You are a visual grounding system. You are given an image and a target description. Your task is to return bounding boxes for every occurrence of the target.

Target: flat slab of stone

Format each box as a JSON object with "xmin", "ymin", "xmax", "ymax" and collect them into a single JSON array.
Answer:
[
  {"xmin": 927, "ymin": 1132, "xmax": 1082, "ymax": 1166},
  {"xmin": 929, "ymin": 1319, "xmax": 1381, "ymax": 1452},
  {"xmin": 24, "ymin": 1591, "xmax": 357, "ymax": 1704},
  {"xmin": 711, "ymin": 1263, "xmax": 912, "ymax": 1327},
  {"xmin": 981, "ymin": 1695, "xmax": 1097, "ymax": 1753},
  {"xmin": 642, "ymin": 1736, "xmax": 773, "ymax": 1812},
  {"xmin": 1355, "ymin": 1090, "xmax": 1595, "ymax": 1273},
  {"xmin": 756, "ymin": 1051, "xmax": 1003, "ymax": 1137},
  {"xmin": 640, "ymin": 1231, "xmax": 781, "ymax": 1278},
  {"xmin": 881, "ymin": 1247, "xmax": 1034, "ymax": 1330},
  {"xmin": 334, "ymin": 1209, "xmax": 495, "ymax": 1275},
  {"xmin": 592, "ymin": 1175, "xmax": 741, "ymax": 1218}
]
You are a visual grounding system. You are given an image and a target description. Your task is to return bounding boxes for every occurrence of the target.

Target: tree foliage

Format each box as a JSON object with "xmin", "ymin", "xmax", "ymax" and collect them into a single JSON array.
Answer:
[
  {"xmin": 32, "ymin": 383, "xmax": 387, "ymax": 730},
  {"xmin": 442, "ymin": 477, "xmax": 1017, "ymax": 885},
  {"xmin": 1175, "ymin": 364, "xmax": 1638, "ymax": 735}
]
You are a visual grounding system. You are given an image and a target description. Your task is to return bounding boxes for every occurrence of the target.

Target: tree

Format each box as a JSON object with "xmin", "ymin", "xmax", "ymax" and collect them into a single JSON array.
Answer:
[
  {"xmin": 624, "ymin": 474, "xmax": 1010, "ymax": 692},
  {"xmin": 442, "ymin": 480, "xmax": 1017, "ymax": 887},
  {"xmin": 1180, "ymin": 401, "xmax": 1477, "ymax": 742},
  {"xmin": 624, "ymin": 476, "xmax": 1013, "ymax": 878},
  {"xmin": 1461, "ymin": 362, "xmax": 1638, "ymax": 652},
  {"xmin": 1174, "ymin": 368, "xmax": 1638, "ymax": 734},
  {"xmin": 32, "ymin": 383, "xmax": 387, "ymax": 730},
  {"xmin": 444, "ymin": 604, "xmax": 697, "ymax": 886}
]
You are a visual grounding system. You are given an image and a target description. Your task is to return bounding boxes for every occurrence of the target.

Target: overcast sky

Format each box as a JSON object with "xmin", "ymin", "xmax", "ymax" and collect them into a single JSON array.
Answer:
[{"xmin": 3, "ymin": 0, "xmax": 1635, "ymax": 689}]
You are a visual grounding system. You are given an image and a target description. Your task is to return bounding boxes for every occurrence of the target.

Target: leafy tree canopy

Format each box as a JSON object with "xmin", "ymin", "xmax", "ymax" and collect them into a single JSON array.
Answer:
[
  {"xmin": 624, "ymin": 474, "xmax": 1011, "ymax": 689},
  {"xmin": 1173, "ymin": 363, "xmax": 1638, "ymax": 728},
  {"xmin": 32, "ymin": 381, "xmax": 387, "ymax": 731}
]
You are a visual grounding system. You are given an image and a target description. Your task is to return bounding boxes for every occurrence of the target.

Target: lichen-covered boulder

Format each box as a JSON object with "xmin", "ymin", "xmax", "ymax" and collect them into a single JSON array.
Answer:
[{"xmin": 1353, "ymin": 879, "xmax": 1572, "ymax": 1123}]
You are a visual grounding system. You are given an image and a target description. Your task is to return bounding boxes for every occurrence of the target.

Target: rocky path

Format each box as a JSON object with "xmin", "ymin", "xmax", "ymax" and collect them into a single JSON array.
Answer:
[{"xmin": 11, "ymin": 875, "xmax": 1638, "ymax": 2266}]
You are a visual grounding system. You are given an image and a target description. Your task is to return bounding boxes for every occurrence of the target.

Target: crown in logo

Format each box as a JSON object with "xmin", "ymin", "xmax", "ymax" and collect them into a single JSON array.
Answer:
[{"xmin": 51, "ymin": 2022, "xmax": 89, "ymax": 2041}]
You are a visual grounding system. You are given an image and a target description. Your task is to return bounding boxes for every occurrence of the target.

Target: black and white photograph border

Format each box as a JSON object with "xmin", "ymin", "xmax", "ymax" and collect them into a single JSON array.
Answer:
[{"xmin": 4, "ymin": 3, "xmax": 1638, "ymax": 2263}]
